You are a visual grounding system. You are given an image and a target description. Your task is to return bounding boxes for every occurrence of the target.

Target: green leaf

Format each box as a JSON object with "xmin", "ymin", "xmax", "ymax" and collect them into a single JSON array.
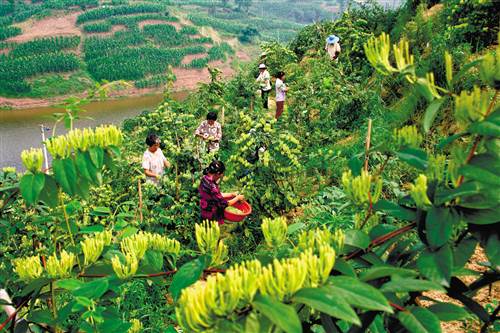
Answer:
[
  {"xmin": 75, "ymin": 152, "xmax": 93, "ymax": 182},
  {"xmin": 396, "ymin": 148, "xmax": 428, "ymax": 170},
  {"xmin": 294, "ymin": 288, "xmax": 360, "ymax": 325},
  {"xmin": 398, "ymin": 307, "xmax": 442, "ymax": 333},
  {"xmin": 19, "ymin": 172, "xmax": 45, "ymax": 205},
  {"xmin": 253, "ymin": 294, "xmax": 302, "ymax": 333},
  {"xmin": 417, "ymin": 245, "xmax": 453, "ymax": 287},
  {"xmin": 344, "ymin": 230, "xmax": 370, "ymax": 249},
  {"xmin": 373, "ymin": 200, "xmax": 416, "ymax": 221},
  {"xmin": 169, "ymin": 257, "xmax": 207, "ymax": 300},
  {"xmin": 56, "ymin": 279, "xmax": 84, "ymax": 291},
  {"xmin": 89, "ymin": 146, "xmax": 104, "ymax": 169},
  {"xmin": 245, "ymin": 311, "xmax": 272, "ymax": 333},
  {"xmin": 75, "ymin": 296, "xmax": 93, "ymax": 308},
  {"xmin": 434, "ymin": 181, "xmax": 482, "ymax": 205},
  {"xmin": 139, "ymin": 250, "xmax": 164, "ymax": 273},
  {"xmin": 52, "ymin": 158, "xmax": 77, "ymax": 195},
  {"xmin": 287, "ymin": 223, "xmax": 305, "ymax": 235},
  {"xmin": 90, "ymin": 206, "xmax": 111, "ymax": 216},
  {"xmin": 462, "ymin": 205, "xmax": 500, "ymax": 225},
  {"xmin": 436, "ymin": 132, "xmax": 466, "ymax": 150},
  {"xmin": 453, "ymin": 237, "xmax": 478, "ymax": 268},
  {"xmin": 423, "ymin": 98, "xmax": 445, "ymax": 133},
  {"xmin": 425, "ymin": 207, "xmax": 456, "ymax": 248},
  {"xmin": 428, "ymin": 303, "xmax": 470, "ymax": 321},
  {"xmin": 327, "ymin": 276, "xmax": 393, "ymax": 313},
  {"xmin": 468, "ymin": 114, "xmax": 500, "ymax": 137},
  {"xmin": 459, "ymin": 165, "xmax": 500, "ymax": 186},
  {"xmin": 380, "ymin": 276, "xmax": 445, "ymax": 293},
  {"xmin": 38, "ymin": 174, "xmax": 58, "ymax": 207},
  {"xmin": 73, "ymin": 278, "xmax": 109, "ymax": 299},
  {"xmin": 360, "ymin": 266, "xmax": 417, "ymax": 282},
  {"xmin": 28, "ymin": 309, "xmax": 54, "ymax": 324},
  {"xmin": 79, "ymin": 225, "xmax": 105, "ymax": 234},
  {"xmin": 333, "ymin": 258, "xmax": 356, "ymax": 277},
  {"xmin": 485, "ymin": 234, "xmax": 500, "ymax": 269}
]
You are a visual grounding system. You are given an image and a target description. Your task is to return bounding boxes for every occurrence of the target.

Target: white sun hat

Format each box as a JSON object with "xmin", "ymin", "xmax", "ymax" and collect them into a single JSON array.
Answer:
[{"xmin": 258, "ymin": 63, "xmax": 267, "ymax": 69}]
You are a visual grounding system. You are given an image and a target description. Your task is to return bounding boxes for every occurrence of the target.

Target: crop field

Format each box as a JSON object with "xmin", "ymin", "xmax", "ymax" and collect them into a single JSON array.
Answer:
[
  {"xmin": 0, "ymin": 1, "xmax": 499, "ymax": 332},
  {"xmin": 0, "ymin": 1, "xmax": 236, "ymax": 97}
]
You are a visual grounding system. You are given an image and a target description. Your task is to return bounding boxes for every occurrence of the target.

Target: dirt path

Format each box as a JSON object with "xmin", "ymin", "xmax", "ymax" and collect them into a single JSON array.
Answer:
[
  {"xmin": 181, "ymin": 53, "xmax": 207, "ymax": 65},
  {"xmin": 7, "ymin": 11, "xmax": 82, "ymax": 42},
  {"xmin": 138, "ymin": 20, "xmax": 181, "ymax": 30}
]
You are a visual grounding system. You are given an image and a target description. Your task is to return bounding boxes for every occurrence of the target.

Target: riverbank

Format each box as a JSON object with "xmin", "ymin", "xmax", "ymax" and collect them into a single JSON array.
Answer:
[{"xmin": 0, "ymin": 58, "xmax": 240, "ymax": 110}]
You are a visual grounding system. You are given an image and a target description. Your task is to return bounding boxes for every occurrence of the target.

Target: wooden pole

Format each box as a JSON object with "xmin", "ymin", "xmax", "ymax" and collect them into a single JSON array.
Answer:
[
  {"xmin": 138, "ymin": 179, "xmax": 143, "ymax": 224},
  {"xmin": 364, "ymin": 118, "xmax": 372, "ymax": 172}
]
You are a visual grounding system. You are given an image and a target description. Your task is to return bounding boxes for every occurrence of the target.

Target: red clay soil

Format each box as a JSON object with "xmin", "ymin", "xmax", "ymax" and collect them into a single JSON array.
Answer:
[
  {"xmin": 171, "ymin": 60, "xmax": 234, "ymax": 90},
  {"xmin": 236, "ymin": 50, "xmax": 251, "ymax": 61},
  {"xmin": 7, "ymin": 12, "xmax": 82, "ymax": 42},
  {"xmin": 180, "ymin": 53, "xmax": 207, "ymax": 65},
  {"xmin": 138, "ymin": 20, "xmax": 181, "ymax": 30}
]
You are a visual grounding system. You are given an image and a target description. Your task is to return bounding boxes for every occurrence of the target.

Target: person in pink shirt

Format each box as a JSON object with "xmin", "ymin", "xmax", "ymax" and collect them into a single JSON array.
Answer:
[
  {"xmin": 275, "ymin": 71, "xmax": 288, "ymax": 119},
  {"xmin": 198, "ymin": 160, "xmax": 244, "ymax": 224}
]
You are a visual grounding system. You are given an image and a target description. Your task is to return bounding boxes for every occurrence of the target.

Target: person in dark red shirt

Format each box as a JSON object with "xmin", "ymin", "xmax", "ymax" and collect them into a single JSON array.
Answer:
[{"xmin": 199, "ymin": 160, "xmax": 244, "ymax": 224}]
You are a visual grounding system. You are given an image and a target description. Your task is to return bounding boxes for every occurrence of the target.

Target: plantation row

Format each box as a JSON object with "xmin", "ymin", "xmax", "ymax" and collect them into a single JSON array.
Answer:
[
  {"xmin": 187, "ymin": 13, "xmax": 246, "ymax": 35},
  {"xmin": 134, "ymin": 73, "xmax": 170, "ymax": 88},
  {"xmin": 86, "ymin": 46, "xmax": 200, "ymax": 81},
  {"xmin": 0, "ymin": 25, "xmax": 21, "ymax": 41},
  {"xmin": 76, "ymin": 3, "xmax": 166, "ymax": 24},
  {"xmin": 83, "ymin": 14, "xmax": 181, "ymax": 33},
  {"xmin": 142, "ymin": 24, "xmax": 211, "ymax": 47},
  {"xmin": 8, "ymin": 36, "xmax": 80, "ymax": 57},
  {"xmin": 0, "ymin": 52, "xmax": 80, "ymax": 94}
]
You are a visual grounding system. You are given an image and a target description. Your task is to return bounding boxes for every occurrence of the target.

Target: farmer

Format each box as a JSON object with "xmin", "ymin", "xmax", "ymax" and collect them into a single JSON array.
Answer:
[
  {"xmin": 325, "ymin": 34, "xmax": 341, "ymax": 61},
  {"xmin": 142, "ymin": 133, "xmax": 171, "ymax": 185},
  {"xmin": 275, "ymin": 71, "xmax": 288, "ymax": 119},
  {"xmin": 199, "ymin": 160, "xmax": 245, "ymax": 225},
  {"xmin": 195, "ymin": 111, "xmax": 222, "ymax": 153},
  {"xmin": 256, "ymin": 63, "xmax": 272, "ymax": 109}
]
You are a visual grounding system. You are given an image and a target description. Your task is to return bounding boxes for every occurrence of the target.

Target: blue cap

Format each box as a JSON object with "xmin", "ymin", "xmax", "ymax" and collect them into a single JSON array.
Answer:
[{"xmin": 326, "ymin": 34, "xmax": 339, "ymax": 44}]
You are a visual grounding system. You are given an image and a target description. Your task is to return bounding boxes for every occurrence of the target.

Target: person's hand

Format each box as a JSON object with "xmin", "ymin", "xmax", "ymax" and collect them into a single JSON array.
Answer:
[{"xmin": 237, "ymin": 194, "xmax": 245, "ymax": 201}]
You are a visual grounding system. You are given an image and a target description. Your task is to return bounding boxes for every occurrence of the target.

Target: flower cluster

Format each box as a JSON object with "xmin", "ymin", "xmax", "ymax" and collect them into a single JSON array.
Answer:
[
  {"xmin": 20, "ymin": 148, "xmax": 44, "ymax": 173},
  {"xmin": 297, "ymin": 227, "xmax": 345, "ymax": 254},
  {"xmin": 455, "ymin": 86, "xmax": 490, "ymax": 126},
  {"xmin": 176, "ymin": 241, "xmax": 336, "ymax": 332},
  {"xmin": 111, "ymin": 231, "xmax": 181, "ymax": 279},
  {"xmin": 410, "ymin": 174, "xmax": 432, "ymax": 208},
  {"xmin": 342, "ymin": 170, "xmax": 382, "ymax": 207},
  {"xmin": 195, "ymin": 221, "xmax": 228, "ymax": 266},
  {"xmin": 393, "ymin": 125, "xmax": 423, "ymax": 148},
  {"xmin": 81, "ymin": 230, "xmax": 113, "ymax": 266},
  {"xmin": 46, "ymin": 125, "xmax": 123, "ymax": 159},
  {"xmin": 261, "ymin": 216, "xmax": 287, "ymax": 248},
  {"xmin": 46, "ymin": 250, "xmax": 76, "ymax": 279},
  {"xmin": 12, "ymin": 256, "xmax": 43, "ymax": 281}
]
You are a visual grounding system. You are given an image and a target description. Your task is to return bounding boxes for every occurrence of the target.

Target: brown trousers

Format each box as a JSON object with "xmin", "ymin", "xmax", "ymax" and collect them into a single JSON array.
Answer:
[{"xmin": 275, "ymin": 101, "xmax": 284, "ymax": 119}]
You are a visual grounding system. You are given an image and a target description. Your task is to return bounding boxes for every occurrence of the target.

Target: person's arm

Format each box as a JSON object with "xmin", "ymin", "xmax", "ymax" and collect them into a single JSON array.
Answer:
[
  {"xmin": 227, "ymin": 194, "xmax": 245, "ymax": 206},
  {"xmin": 144, "ymin": 169, "xmax": 159, "ymax": 178},
  {"xmin": 160, "ymin": 150, "xmax": 171, "ymax": 168},
  {"xmin": 142, "ymin": 154, "xmax": 158, "ymax": 178},
  {"xmin": 195, "ymin": 122, "xmax": 206, "ymax": 139},
  {"xmin": 214, "ymin": 124, "xmax": 222, "ymax": 141}
]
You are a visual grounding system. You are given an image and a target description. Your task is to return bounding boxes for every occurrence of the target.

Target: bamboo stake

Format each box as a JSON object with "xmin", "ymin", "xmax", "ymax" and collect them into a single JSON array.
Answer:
[
  {"xmin": 364, "ymin": 118, "xmax": 372, "ymax": 172},
  {"xmin": 138, "ymin": 179, "xmax": 143, "ymax": 224}
]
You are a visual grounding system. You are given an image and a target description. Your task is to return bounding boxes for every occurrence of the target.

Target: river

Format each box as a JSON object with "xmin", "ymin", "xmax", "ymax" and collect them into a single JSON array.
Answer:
[{"xmin": 0, "ymin": 92, "xmax": 187, "ymax": 170}]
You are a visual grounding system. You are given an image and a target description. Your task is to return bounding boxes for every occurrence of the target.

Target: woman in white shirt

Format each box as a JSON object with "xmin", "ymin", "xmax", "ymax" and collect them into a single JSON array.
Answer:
[
  {"xmin": 142, "ymin": 134, "xmax": 171, "ymax": 184},
  {"xmin": 275, "ymin": 71, "xmax": 288, "ymax": 119},
  {"xmin": 256, "ymin": 63, "xmax": 272, "ymax": 109}
]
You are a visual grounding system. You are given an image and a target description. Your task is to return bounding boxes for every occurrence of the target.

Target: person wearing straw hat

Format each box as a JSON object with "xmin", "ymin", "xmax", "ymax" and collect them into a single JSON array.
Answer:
[
  {"xmin": 325, "ymin": 34, "xmax": 341, "ymax": 61},
  {"xmin": 256, "ymin": 63, "xmax": 272, "ymax": 109}
]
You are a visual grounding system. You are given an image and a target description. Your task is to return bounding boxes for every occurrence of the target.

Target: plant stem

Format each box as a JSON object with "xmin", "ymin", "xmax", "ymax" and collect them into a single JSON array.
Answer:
[
  {"xmin": 50, "ymin": 281, "xmax": 60, "ymax": 333},
  {"xmin": 59, "ymin": 190, "xmax": 81, "ymax": 269},
  {"xmin": 457, "ymin": 89, "xmax": 498, "ymax": 186}
]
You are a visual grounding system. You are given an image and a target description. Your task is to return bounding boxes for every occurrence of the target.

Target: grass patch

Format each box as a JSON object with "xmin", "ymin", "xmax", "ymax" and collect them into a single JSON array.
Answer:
[{"xmin": 27, "ymin": 71, "xmax": 95, "ymax": 98}]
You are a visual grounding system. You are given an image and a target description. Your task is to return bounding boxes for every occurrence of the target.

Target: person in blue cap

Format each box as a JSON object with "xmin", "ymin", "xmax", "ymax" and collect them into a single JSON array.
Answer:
[{"xmin": 325, "ymin": 34, "xmax": 341, "ymax": 61}]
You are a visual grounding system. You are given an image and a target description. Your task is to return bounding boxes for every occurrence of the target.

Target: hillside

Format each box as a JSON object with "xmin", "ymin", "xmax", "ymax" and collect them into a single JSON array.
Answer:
[
  {"xmin": 0, "ymin": 0, "xmax": 363, "ymax": 106},
  {"xmin": 0, "ymin": 0, "xmax": 499, "ymax": 332}
]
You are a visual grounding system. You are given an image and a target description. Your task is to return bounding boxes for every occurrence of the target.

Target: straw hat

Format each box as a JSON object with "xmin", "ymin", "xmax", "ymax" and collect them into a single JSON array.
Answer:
[{"xmin": 258, "ymin": 63, "xmax": 267, "ymax": 69}]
